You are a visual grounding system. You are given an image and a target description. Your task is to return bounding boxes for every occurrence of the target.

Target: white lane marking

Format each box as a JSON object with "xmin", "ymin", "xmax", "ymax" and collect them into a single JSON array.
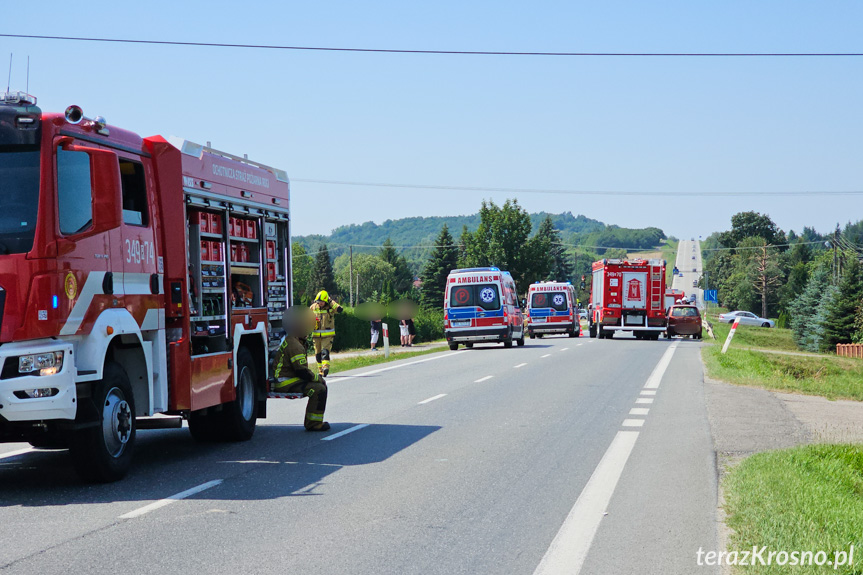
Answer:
[
  {"xmin": 560, "ymin": 348, "xmax": 569, "ymax": 352},
  {"xmin": 514, "ymin": 363, "xmax": 528, "ymax": 368},
  {"xmin": 330, "ymin": 350, "xmax": 467, "ymax": 383},
  {"xmin": 576, "ymin": 343, "xmax": 583, "ymax": 346},
  {"xmin": 640, "ymin": 389, "xmax": 657, "ymax": 396},
  {"xmin": 418, "ymin": 393, "xmax": 447, "ymax": 405},
  {"xmin": 622, "ymin": 419, "xmax": 645, "ymax": 428},
  {"xmin": 635, "ymin": 398, "xmax": 654, "ymax": 404},
  {"xmin": 321, "ymin": 423, "xmax": 370, "ymax": 441},
  {"xmin": 0, "ymin": 447, "xmax": 34, "ymax": 461},
  {"xmin": 541, "ymin": 354, "xmax": 552, "ymax": 358},
  {"xmin": 643, "ymin": 342, "xmax": 678, "ymax": 389},
  {"xmin": 474, "ymin": 375, "xmax": 493, "ymax": 383},
  {"xmin": 629, "ymin": 408, "xmax": 649, "ymax": 416},
  {"xmin": 532, "ymin": 431, "xmax": 640, "ymax": 575},
  {"xmin": 119, "ymin": 479, "xmax": 223, "ymax": 519}
]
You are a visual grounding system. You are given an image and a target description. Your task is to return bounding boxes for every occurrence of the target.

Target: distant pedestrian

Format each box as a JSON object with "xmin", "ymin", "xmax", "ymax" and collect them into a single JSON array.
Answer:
[
  {"xmin": 370, "ymin": 318, "xmax": 383, "ymax": 351},
  {"xmin": 406, "ymin": 317, "xmax": 416, "ymax": 346},
  {"xmin": 399, "ymin": 319, "xmax": 410, "ymax": 346}
]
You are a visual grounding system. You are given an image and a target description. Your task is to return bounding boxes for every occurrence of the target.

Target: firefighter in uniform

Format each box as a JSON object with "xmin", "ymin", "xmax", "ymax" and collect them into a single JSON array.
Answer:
[
  {"xmin": 309, "ymin": 290, "xmax": 343, "ymax": 376},
  {"xmin": 273, "ymin": 308, "xmax": 330, "ymax": 431}
]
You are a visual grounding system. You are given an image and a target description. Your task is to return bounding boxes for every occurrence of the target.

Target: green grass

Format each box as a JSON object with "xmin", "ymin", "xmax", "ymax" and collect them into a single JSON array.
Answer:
[
  {"xmin": 328, "ymin": 346, "xmax": 448, "ymax": 374},
  {"xmin": 703, "ymin": 345, "xmax": 863, "ymax": 401},
  {"xmin": 710, "ymin": 322, "xmax": 799, "ymax": 352},
  {"xmin": 723, "ymin": 444, "xmax": 863, "ymax": 574}
]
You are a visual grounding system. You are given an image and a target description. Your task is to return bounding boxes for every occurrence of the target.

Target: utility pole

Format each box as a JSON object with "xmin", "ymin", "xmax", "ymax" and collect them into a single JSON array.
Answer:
[
  {"xmin": 349, "ymin": 245, "xmax": 353, "ymax": 307},
  {"xmin": 834, "ymin": 225, "xmax": 840, "ymax": 284}
]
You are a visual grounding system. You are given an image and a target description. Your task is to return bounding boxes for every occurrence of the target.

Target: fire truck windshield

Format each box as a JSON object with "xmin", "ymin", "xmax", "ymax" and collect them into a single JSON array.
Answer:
[{"xmin": 0, "ymin": 147, "xmax": 40, "ymax": 254}]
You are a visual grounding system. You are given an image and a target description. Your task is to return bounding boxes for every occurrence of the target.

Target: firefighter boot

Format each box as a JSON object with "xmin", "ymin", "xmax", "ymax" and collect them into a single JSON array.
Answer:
[
  {"xmin": 321, "ymin": 349, "xmax": 331, "ymax": 377},
  {"xmin": 315, "ymin": 351, "xmax": 323, "ymax": 376}
]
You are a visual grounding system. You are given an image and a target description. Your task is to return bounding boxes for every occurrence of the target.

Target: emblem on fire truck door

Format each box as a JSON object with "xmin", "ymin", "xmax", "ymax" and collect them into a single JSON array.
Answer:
[
  {"xmin": 64, "ymin": 272, "xmax": 78, "ymax": 300},
  {"xmin": 627, "ymin": 279, "xmax": 642, "ymax": 300}
]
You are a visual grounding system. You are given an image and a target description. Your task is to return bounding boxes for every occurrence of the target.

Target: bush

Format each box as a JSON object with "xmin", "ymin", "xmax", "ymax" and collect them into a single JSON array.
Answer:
[{"xmin": 332, "ymin": 307, "xmax": 443, "ymax": 351}]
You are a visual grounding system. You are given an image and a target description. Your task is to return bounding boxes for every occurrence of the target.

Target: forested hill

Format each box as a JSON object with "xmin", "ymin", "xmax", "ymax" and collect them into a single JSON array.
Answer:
[{"xmin": 296, "ymin": 211, "xmax": 663, "ymax": 254}]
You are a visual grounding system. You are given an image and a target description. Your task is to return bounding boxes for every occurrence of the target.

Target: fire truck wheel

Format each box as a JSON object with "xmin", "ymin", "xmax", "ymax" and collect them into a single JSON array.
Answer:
[
  {"xmin": 465, "ymin": 342, "xmax": 474, "ymax": 349},
  {"xmin": 504, "ymin": 339, "xmax": 513, "ymax": 348},
  {"xmin": 517, "ymin": 334, "xmax": 525, "ymax": 346},
  {"xmin": 69, "ymin": 362, "xmax": 136, "ymax": 482},
  {"xmin": 449, "ymin": 343, "xmax": 459, "ymax": 351},
  {"xmin": 219, "ymin": 347, "xmax": 258, "ymax": 442},
  {"xmin": 529, "ymin": 333, "xmax": 535, "ymax": 339},
  {"xmin": 589, "ymin": 324, "xmax": 597, "ymax": 338}
]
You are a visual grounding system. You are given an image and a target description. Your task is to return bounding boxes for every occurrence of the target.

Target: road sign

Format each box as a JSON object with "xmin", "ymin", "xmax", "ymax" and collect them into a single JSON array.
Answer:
[{"xmin": 703, "ymin": 289, "xmax": 718, "ymax": 303}]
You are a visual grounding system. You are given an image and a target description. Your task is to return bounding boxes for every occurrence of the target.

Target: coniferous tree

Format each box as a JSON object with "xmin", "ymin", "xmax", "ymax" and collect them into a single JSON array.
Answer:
[
  {"xmin": 380, "ymin": 238, "xmax": 414, "ymax": 295},
  {"xmin": 420, "ymin": 225, "xmax": 458, "ymax": 309},
  {"xmin": 821, "ymin": 257, "xmax": 863, "ymax": 350},
  {"xmin": 789, "ymin": 266, "xmax": 831, "ymax": 350},
  {"xmin": 308, "ymin": 244, "xmax": 337, "ymax": 299}
]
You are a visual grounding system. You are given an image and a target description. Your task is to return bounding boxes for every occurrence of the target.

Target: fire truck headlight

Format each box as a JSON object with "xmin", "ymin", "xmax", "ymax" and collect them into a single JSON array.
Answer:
[{"xmin": 18, "ymin": 351, "xmax": 64, "ymax": 375}]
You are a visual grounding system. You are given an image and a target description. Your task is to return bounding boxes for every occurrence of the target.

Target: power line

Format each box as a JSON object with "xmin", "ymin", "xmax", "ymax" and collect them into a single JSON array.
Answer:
[
  {"xmin": 294, "ymin": 179, "xmax": 863, "ymax": 197},
  {"xmin": 3, "ymin": 33, "xmax": 863, "ymax": 57}
]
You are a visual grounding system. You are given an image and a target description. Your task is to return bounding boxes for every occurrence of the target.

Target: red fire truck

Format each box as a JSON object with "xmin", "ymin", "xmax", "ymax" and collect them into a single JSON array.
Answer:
[
  {"xmin": 0, "ymin": 92, "xmax": 293, "ymax": 480},
  {"xmin": 588, "ymin": 258, "xmax": 667, "ymax": 340}
]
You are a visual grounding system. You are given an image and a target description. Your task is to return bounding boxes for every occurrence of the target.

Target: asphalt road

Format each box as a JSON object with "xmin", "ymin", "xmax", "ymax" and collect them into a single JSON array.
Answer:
[
  {"xmin": 0, "ymin": 325, "xmax": 719, "ymax": 574},
  {"xmin": 672, "ymin": 238, "xmax": 704, "ymax": 308}
]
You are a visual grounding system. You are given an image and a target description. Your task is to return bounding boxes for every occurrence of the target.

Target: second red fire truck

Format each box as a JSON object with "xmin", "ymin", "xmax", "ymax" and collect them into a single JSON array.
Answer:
[
  {"xmin": 588, "ymin": 258, "xmax": 667, "ymax": 340},
  {"xmin": 0, "ymin": 91, "xmax": 293, "ymax": 481}
]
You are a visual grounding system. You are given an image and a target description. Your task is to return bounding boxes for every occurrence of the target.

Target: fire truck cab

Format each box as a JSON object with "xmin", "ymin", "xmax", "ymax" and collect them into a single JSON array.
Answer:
[{"xmin": 0, "ymin": 92, "xmax": 291, "ymax": 481}]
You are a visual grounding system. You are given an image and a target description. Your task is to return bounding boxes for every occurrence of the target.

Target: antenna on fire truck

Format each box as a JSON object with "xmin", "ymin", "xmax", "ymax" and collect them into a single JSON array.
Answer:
[
  {"xmin": 26, "ymin": 55, "xmax": 29, "ymax": 95},
  {"xmin": 5, "ymin": 53, "xmax": 11, "ymax": 93}
]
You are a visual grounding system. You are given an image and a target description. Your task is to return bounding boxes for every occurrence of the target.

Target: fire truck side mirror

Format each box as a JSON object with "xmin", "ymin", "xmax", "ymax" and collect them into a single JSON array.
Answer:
[{"xmin": 62, "ymin": 142, "xmax": 123, "ymax": 233}]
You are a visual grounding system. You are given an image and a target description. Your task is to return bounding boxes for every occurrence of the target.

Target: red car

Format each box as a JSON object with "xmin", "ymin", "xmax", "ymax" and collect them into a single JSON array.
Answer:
[{"xmin": 666, "ymin": 305, "xmax": 703, "ymax": 339}]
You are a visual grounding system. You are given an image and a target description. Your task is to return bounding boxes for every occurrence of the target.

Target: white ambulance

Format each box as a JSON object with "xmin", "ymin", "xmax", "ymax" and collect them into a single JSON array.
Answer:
[
  {"xmin": 526, "ymin": 281, "xmax": 580, "ymax": 338},
  {"xmin": 444, "ymin": 267, "xmax": 525, "ymax": 350}
]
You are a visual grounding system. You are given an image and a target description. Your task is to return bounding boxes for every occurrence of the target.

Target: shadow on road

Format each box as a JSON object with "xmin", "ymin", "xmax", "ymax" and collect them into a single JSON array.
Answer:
[{"xmin": 0, "ymin": 422, "xmax": 440, "ymax": 507}]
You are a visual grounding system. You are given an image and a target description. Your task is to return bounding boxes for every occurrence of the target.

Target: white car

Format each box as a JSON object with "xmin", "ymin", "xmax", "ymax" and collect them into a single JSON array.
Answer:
[
  {"xmin": 718, "ymin": 311, "xmax": 775, "ymax": 328},
  {"xmin": 578, "ymin": 309, "xmax": 588, "ymax": 320}
]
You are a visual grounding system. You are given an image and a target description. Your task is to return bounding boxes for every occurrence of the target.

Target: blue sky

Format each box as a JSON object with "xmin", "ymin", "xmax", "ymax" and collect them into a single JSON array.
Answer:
[{"xmin": 4, "ymin": 1, "xmax": 862, "ymax": 239}]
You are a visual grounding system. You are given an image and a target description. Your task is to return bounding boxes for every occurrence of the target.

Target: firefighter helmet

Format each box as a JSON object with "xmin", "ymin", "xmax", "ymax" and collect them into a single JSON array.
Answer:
[{"xmin": 316, "ymin": 290, "xmax": 329, "ymax": 303}]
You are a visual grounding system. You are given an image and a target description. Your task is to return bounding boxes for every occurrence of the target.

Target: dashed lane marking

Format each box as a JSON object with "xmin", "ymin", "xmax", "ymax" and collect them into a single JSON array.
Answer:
[
  {"xmin": 418, "ymin": 393, "xmax": 447, "ymax": 405},
  {"xmin": 622, "ymin": 419, "xmax": 645, "ymax": 428},
  {"xmin": 636, "ymin": 398, "xmax": 654, "ymax": 404},
  {"xmin": 541, "ymin": 354, "xmax": 552, "ymax": 358},
  {"xmin": 322, "ymin": 423, "xmax": 370, "ymax": 441},
  {"xmin": 514, "ymin": 363, "xmax": 528, "ymax": 368},
  {"xmin": 0, "ymin": 448, "xmax": 34, "ymax": 461},
  {"xmin": 629, "ymin": 408, "xmax": 649, "ymax": 416},
  {"xmin": 474, "ymin": 376, "xmax": 493, "ymax": 383},
  {"xmin": 119, "ymin": 479, "xmax": 223, "ymax": 519},
  {"xmin": 640, "ymin": 390, "xmax": 657, "ymax": 396}
]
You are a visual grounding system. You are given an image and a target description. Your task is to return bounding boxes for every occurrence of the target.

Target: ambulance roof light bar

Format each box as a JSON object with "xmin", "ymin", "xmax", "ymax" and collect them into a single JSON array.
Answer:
[{"xmin": 0, "ymin": 91, "xmax": 37, "ymax": 105}]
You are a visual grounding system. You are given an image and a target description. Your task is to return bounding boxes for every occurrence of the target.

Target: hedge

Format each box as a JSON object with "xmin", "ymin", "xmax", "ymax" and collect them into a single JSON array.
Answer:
[{"xmin": 331, "ymin": 307, "xmax": 443, "ymax": 351}]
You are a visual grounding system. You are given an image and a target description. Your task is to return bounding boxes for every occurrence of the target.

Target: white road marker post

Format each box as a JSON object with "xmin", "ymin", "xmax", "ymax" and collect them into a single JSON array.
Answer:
[
  {"xmin": 721, "ymin": 318, "xmax": 740, "ymax": 354},
  {"xmin": 383, "ymin": 322, "xmax": 390, "ymax": 359}
]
